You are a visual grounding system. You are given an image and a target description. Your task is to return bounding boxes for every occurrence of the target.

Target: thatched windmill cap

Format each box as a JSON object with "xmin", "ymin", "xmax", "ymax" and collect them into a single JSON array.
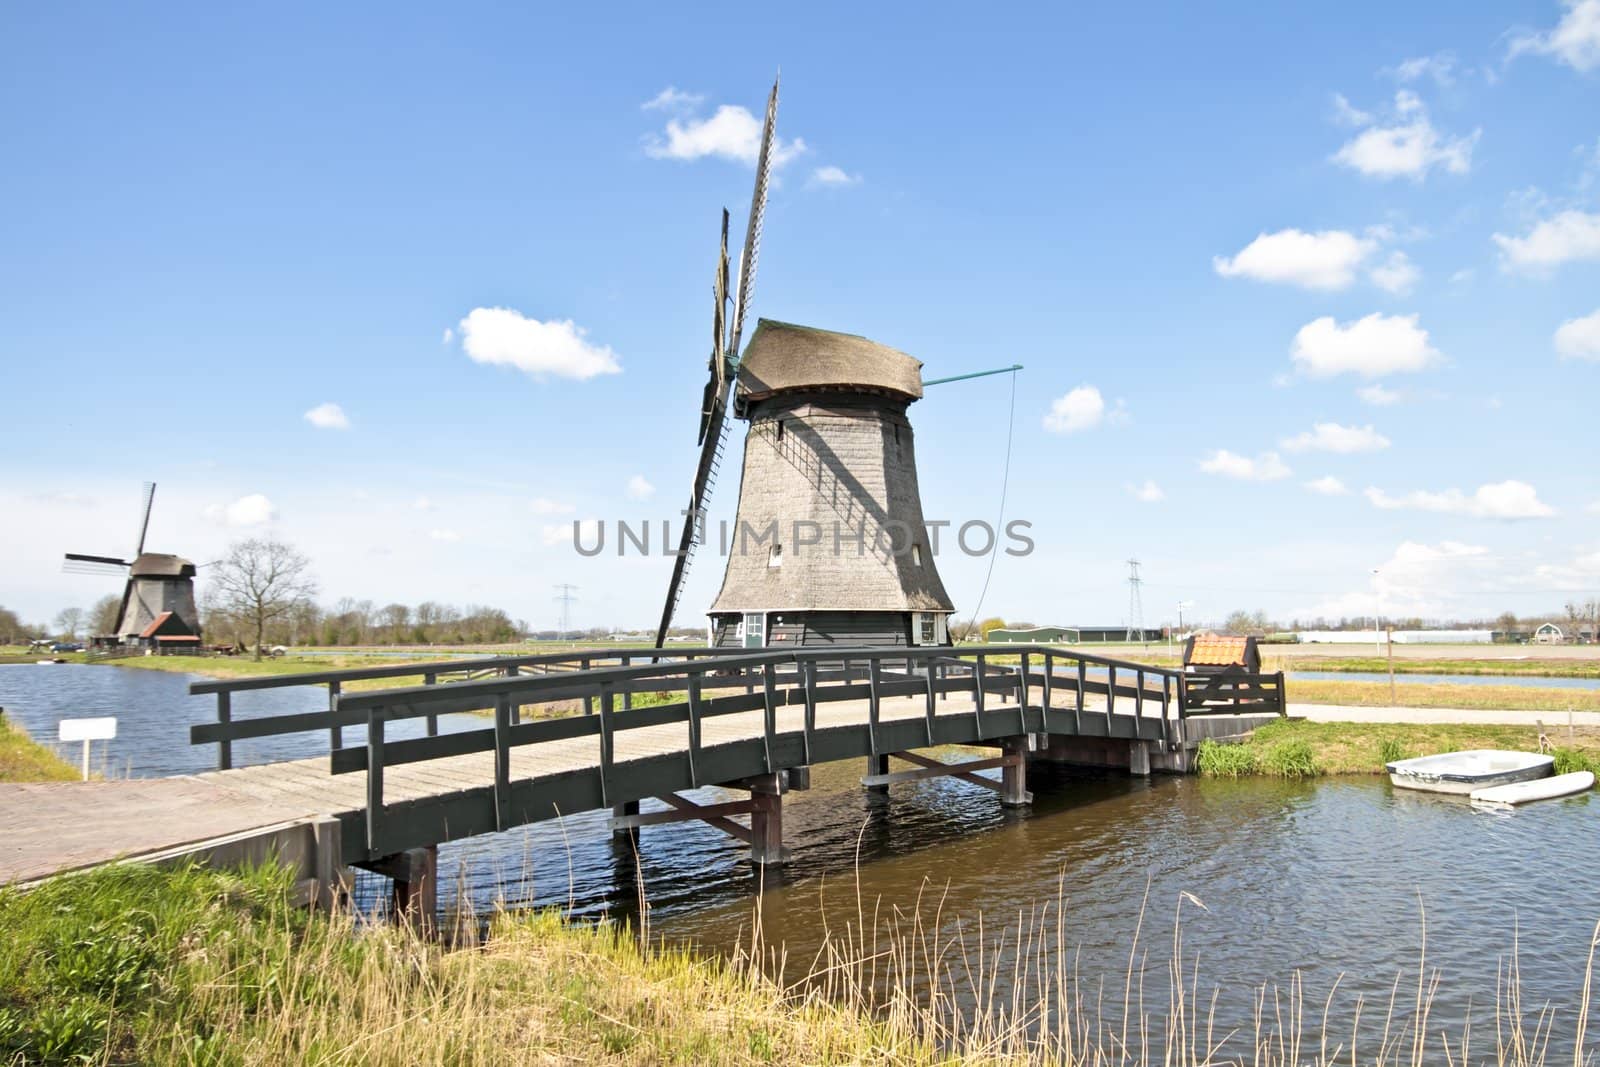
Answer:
[
  {"xmin": 737, "ymin": 319, "xmax": 924, "ymax": 402},
  {"xmin": 129, "ymin": 553, "xmax": 196, "ymax": 578}
]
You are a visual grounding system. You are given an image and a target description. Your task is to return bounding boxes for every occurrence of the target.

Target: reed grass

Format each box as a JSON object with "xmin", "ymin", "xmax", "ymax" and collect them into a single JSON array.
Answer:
[{"xmin": 5, "ymin": 857, "xmax": 1598, "ymax": 1065}]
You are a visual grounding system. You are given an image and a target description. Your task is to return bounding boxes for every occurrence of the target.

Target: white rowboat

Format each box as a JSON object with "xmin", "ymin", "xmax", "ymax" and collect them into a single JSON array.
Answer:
[
  {"xmin": 1386, "ymin": 750, "xmax": 1553, "ymax": 795},
  {"xmin": 1470, "ymin": 771, "xmax": 1594, "ymax": 809}
]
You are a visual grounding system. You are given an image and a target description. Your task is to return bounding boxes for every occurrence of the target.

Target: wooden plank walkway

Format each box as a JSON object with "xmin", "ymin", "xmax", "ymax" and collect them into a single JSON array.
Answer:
[{"xmin": 2, "ymin": 684, "xmax": 1182, "ymax": 885}]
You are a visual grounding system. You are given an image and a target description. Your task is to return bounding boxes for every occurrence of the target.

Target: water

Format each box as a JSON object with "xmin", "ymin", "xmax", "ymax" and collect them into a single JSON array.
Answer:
[
  {"xmin": 0, "ymin": 663, "xmax": 485, "ymax": 776},
  {"xmin": 1291, "ymin": 669, "xmax": 1600, "ymax": 690},
  {"xmin": 6, "ymin": 663, "xmax": 1599, "ymax": 1053}
]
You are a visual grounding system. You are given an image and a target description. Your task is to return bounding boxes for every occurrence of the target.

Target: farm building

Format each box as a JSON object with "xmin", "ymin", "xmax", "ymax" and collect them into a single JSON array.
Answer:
[
  {"xmin": 1296, "ymin": 629, "xmax": 1492, "ymax": 645},
  {"xmin": 986, "ymin": 625, "xmax": 1163, "ymax": 644},
  {"xmin": 1533, "ymin": 623, "xmax": 1565, "ymax": 644}
]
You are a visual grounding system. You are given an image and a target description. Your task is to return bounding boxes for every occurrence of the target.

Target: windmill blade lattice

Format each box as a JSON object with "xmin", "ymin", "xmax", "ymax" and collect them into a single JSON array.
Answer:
[{"xmin": 653, "ymin": 76, "xmax": 779, "ymax": 648}]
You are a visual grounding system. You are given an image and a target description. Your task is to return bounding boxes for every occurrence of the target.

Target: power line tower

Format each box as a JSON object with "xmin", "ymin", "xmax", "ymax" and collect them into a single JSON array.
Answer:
[
  {"xmin": 553, "ymin": 584, "xmax": 579, "ymax": 640},
  {"xmin": 1125, "ymin": 559, "xmax": 1145, "ymax": 644}
]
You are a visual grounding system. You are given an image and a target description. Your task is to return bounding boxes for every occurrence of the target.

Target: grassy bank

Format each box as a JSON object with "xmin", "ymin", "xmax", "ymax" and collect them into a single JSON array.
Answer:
[
  {"xmin": 0, "ymin": 712, "xmax": 77, "ymax": 783},
  {"xmin": 0, "ymin": 863, "xmax": 924, "ymax": 1064},
  {"xmin": 5, "ymin": 861, "xmax": 1597, "ymax": 1065},
  {"xmin": 1199, "ymin": 718, "xmax": 1600, "ymax": 778}
]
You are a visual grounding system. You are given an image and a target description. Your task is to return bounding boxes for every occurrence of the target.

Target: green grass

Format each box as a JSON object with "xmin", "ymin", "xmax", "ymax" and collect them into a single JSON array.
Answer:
[
  {"xmin": 0, "ymin": 862, "xmax": 928, "ymax": 1065},
  {"xmin": 1228, "ymin": 718, "xmax": 1600, "ymax": 779},
  {"xmin": 0, "ymin": 713, "xmax": 77, "ymax": 782}
]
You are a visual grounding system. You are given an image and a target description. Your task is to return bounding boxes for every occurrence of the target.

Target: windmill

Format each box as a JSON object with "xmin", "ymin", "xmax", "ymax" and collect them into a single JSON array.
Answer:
[
  {"xmin": 652, "ymin": 77, "xmax": 1022, "ymax": 651},
  {"xmin": 64, "ymin": 482, "xmax": 203, "ymax": 648}
]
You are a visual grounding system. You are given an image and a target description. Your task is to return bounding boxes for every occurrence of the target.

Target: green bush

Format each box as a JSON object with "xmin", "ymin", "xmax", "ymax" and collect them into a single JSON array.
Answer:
[
  {"xmin": 1377, "ymin": 738, "xmax": 1412, "ymax": 765},
  {"xmin": 1195, "ymin": 738, "xmax": 1257, "ymax": 778},
  {"xmin": 1551, "ymin": 746, "xmax": 1600, "ymax": 779},
  {"xmin": 1259, "ymin": 739, "xmax": 1320, "ymax": 779}
]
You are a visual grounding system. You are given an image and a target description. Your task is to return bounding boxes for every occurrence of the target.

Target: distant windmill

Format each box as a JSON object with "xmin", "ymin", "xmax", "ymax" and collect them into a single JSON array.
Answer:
[
  {"xmin": 653, "ymin": 77, "xmax": 1011, "ymax": 651},
  {"xmin": 64, "ymin": 482, "xmax": 203, "ymax": 648}
]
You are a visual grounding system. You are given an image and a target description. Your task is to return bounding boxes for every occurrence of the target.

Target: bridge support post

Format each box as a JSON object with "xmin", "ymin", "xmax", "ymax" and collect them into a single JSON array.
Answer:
[
  {"xmin": 612, "ymin": 800, "xmax": 640, "ymax": 846},
  {"xmin": 375, "ymin": 846, "xmax": 437, "ymax": 933},
  {"xmin": 1001, "ymin": 737, "xmax": 1032, "ymax": 807},
  {"xmin": 748, "ymin": 773, "xmax": 787, "ymax": 867},
  {"xmin": 865, "ymin": 754, "xmax": 889, "ymax": 795},
  {"xmin": 1129, "ymin": 741, "xmax": 1152, "ymax": 777}
]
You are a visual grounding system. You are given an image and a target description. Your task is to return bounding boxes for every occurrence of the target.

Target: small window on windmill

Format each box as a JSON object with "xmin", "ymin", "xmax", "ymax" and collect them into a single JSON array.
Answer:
[
  {"xmin": 911, "ymin": 544, "xmax": 923, "ymax": 566},
  {"xmin": 769, "ymin": 543, "xmax": 783, "ymax": 568},
  {"xmin": 916, "ymin": 612, "xmax": 937, "ymax": 645}
]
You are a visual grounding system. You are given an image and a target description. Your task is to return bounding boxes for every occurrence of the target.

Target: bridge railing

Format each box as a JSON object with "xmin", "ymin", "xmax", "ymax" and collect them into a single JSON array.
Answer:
[
  {"xmin": 187, "ymin": 644, "xmax": 1286, "ymax": 773},
  {"xmin": 187, "ymin": 646, "xmax": 767, "ymax": 770},
  {"xmin": 329, "ymin": 646, "xmax": 1028, "ymax": 851}
]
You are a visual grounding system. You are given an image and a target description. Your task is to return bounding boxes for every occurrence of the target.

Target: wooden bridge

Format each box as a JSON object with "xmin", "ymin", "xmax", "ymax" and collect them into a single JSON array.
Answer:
[{"xmin": 3, "ymin": 645, "xmax": 1284, "ymax": 914}]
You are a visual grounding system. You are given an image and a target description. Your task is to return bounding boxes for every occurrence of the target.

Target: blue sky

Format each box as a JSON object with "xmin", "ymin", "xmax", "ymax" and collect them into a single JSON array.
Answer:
[{"xmin": 2, "ymin": 1, "xmax": 1597, "ymax": 632}]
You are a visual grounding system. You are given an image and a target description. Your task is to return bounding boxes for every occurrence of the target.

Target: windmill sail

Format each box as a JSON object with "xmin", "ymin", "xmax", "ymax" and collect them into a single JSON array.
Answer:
[
  {"xmin": 134, "ymin": 482, "xmax": 155, "ymax": 558},
  {"xmin": 653, "ymin": 76, "xmax": 779, "ymax": 648}
]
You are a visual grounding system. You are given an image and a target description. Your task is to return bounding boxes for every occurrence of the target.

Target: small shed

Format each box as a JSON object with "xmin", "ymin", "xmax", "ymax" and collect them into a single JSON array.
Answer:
[
  {"xmin": 1182, "ymin": 634, "xmax": 1262, "ymax": 675},
  {"xmin": 138, "ymin": 610, "xmax": 201, "ymax": 654}
]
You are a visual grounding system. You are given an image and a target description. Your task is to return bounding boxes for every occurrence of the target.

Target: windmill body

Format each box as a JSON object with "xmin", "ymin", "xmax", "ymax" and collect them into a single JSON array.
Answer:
[
  {"xmin": 119, "ymin": 553, "xmax": 201, "ymax": 643},
  {"xmin": 707, "ymin": 319, "xmax": 955, "ymax": 648}
]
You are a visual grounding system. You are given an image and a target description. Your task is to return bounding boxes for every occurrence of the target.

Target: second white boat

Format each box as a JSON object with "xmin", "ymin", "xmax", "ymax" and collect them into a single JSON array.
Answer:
[{"xmin": 1386, "ymin": 750, "xmax": 1553, "ymax": 795}]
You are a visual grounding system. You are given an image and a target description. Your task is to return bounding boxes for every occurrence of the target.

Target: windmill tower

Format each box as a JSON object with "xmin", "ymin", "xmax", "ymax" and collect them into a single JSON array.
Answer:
[
  {"xmin": 64, "ymin": 482, "xmax": 203, "ymax": 648},
  {"xmin": 652, "ymin": 77, "xmax": 955, "ymax": 650}
]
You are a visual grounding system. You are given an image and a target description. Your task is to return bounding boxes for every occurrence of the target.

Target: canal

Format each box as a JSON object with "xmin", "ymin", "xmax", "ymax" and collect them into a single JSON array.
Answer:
[{"xmin": 5, "ymin": 663, "xmax": 1598, "ymax": 1055}]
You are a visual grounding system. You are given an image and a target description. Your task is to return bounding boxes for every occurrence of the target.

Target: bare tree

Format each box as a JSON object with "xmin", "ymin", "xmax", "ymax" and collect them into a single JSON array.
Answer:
[
  {"xmin": 209, "ymin": 538, "xmax": 317, "ymax": 659},
  {"xmin": 90, "ymin": 594, "xmax": 122, "ymax": 637},
  {"xmin": 53, "ymin": 607, "xmax": 86, "ymax": 641}
]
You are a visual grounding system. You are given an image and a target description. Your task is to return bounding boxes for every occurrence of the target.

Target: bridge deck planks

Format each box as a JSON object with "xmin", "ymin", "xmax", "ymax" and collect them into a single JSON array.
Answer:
[{"xmin": 3, "ymin": 684, "xmax": 1159, "ymax": 884}]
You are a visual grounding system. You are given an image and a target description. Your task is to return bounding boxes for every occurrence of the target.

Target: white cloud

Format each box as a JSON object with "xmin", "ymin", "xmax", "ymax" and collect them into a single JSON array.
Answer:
[
  {"xmin": 1493, "ymin": 210, "xmax": 1600, "ymax": 274},
  {"xmin": 1127, "ymin": 480, "xmax": 1165, "ymax": 503},
  {"xmin": 457, "ymin": 307, "xmax": 621, "ymax": 381},
  {"xmin": 641, "ymin": 86, "xmax": 705, "ymax": 112},
  {"xmin": 428, "ymin": 529, "xmax": 462, "ymax": 542},
  {"xmin": 1508, "ymin": 0, "xmax": 1600, "ymax": 72},
  {"xmin": 530, "ymin": 497, "xmax": 576, "ymax": 515},
  {"xmin": 1364, "ymin": 479, "xmax": 1556, "ymax": 519},
  {"xmin": 440, "ymin": 327, "xmax": 453, "ymax": 345},
  {"xmin": 542, "ymin": 518, "xmax": 600, "ymax": 548},
  {"xmin": 1330, "ymin": 93, "xmax": 1373, "ymax": 127},
  {"xmin": 1358, "ymin": 383, "xmax": 1402, "ymax": 406},
  {"xmin": 206, "ymin": 493, "xmax": 276, "ymax": 527},
  {"xmin": 1305, "ymin": 476, "xmax": 1351, "ymax": 496},
  {"xmin": 626, "ymin": 475, "xmax": 655, "ymax": 501},
  {"xmin": 412, "ymin": 496, "xmax": 436, "ymax": 511},
  {"xmin": 1331, "ymin": 91, "xmax": 1478, "ymax": 181},
  {"xmin": 1303, "ymin": 540, "xmax": 1493, "ymax": 619},
  {"xmin": 808, "ymin": 165, "xmax": 861, "ymax": 187},
  {"xmin": 1392, "ymin": 53, "xmax": 1458, "ymax": 86},
  {"xmin": 1290, "ymin": 312, "xmax": 1441, "ymax": 378},
  {"xmin": 1043, "ymin": 385, "xmax": 1114, "ymax": 433},
  {"xmin": 1588, "ymin": 500, "xmax": 1600, "ymax": 514},
  {"xmin": 303, "ymin": 402, "xmax": 350, "ymax": 430},
  {"xmin": 1449, "ymin": 268, "xmax": 1475, "ymax": 284},
  {"xmin": 1281, "ymin": 422, "xmax": 1391, "ymax": 453},
  {"xmin": 1555, "ymin": 308, "xmax": 1600, "ymax": 360},
  {"xmin": 1213, "ymin": 228, "xmax": 1376, "ymax": 290},
  {"xmin": 1369, "ymin": 250, "xmax": 1420, "ymax": 294},
  {"xmin": 644, "ymin": 104, "xmax": 806, "ymax": 167},
  {"xmin": 1199, "ymin": 450, "xmax": 1292, "ymax": 481}
]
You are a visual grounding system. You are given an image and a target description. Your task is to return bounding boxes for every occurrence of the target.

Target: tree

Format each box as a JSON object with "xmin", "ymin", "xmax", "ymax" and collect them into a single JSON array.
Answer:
[
  {"xmin": 209, "ymin": 538, "xmax": 318, "ymax": 659},
  {"xmin": 53, "ymin": 607, "xmax": 86, "ymax": 640},
  {"xmin": 90, "ymin": 594, "xmax": 122, "ymax": 637}
]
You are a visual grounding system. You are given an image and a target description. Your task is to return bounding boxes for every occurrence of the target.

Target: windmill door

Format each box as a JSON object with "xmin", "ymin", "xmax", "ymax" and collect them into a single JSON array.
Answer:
[{"xmin": 742, "ymin": 612, "xmax": 766, "ymax": 648}]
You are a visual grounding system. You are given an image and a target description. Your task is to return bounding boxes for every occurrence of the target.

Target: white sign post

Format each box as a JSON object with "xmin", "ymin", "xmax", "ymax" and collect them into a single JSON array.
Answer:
[{"xmin": 58, "ymin": 717, "xmax": 116, "ymax": 781}]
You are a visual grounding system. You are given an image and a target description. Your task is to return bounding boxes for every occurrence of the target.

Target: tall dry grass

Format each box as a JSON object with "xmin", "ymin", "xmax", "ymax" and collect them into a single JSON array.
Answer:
[{"xmin": 5, "ymin": 853, "xmax": 1599, "ymax": 1064}]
